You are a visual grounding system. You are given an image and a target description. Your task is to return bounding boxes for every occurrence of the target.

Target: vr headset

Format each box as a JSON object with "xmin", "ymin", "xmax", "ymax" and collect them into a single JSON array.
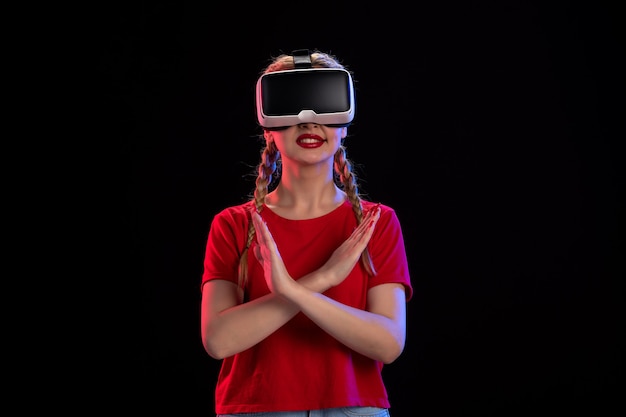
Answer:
[{"xmin": 255, "ymin": 49, "xmax": 355, "ymax": 130}]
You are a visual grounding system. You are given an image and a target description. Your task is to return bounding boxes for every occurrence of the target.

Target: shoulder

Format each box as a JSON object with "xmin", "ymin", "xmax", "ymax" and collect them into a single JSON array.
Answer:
[
  {"xmin": 212, "ymin": 201, "xmax": 254, "ymax": 226},
  {"xmin": 360, "ymin": 200, "xmax": 397, "ymax": 218},
  {"xmin": 215, "ymin": 201, "xmax": 254, "ymax": 217},
  {"xmin": 357, "ymin": 200, "xmax": 405, "ymax": 236}
]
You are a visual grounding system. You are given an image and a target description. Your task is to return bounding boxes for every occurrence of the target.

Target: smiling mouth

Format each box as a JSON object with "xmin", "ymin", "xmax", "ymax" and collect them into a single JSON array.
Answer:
[
  {"xmin": 296, "ymin": 133, "xmax": 325, "ymax": 143},
  {"xmin": 296, "ymin": 137, "xmax": 325, "ymax": 144},
  {"xmin": 296, "ymin": 136, "xmax": 326, "ymax": 148}
]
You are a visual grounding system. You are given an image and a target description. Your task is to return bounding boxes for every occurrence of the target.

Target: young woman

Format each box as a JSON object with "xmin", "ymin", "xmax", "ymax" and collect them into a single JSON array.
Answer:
[{"xmin": 201, "ymin": 50, "xmax": 413, "ymax": 417}]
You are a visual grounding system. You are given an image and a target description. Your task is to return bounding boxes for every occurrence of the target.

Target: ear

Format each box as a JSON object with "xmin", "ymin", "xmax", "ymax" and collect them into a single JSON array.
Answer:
[
  {"xmin": 340, "ymin": 127, "xmax": 348, "ymax": 139},
  {"xmin": 263, "ymin": 130, "xmax": 273, "ymax": 143}
]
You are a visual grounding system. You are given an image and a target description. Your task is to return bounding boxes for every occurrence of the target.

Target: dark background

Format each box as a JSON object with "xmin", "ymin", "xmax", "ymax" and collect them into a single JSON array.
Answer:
[{"xmin": 108, "ymin": 1, "xmax": 624, "ymax": 415}]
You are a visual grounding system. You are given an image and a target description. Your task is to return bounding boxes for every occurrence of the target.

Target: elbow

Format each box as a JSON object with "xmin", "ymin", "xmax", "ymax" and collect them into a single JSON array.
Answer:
[
  {"xmin": 202, "ymin": 336, "xmax": 220, "ymax": 360},
  {"xmin": 379, "ymin": 342, "xmax": 404, "ymax": 364},
  {"xmin": 376, "ymin": 331, "xmax": 406, "ymax": 364},
  {"xmin": 202, "ymin": 331, "xmax": 229, "ymax": 360}
]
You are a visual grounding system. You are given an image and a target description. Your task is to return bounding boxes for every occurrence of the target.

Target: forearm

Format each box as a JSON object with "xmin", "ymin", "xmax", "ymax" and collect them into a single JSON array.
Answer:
[
  {"xmin": 285, "ymin": 284, "xmax": 406, "ymax": 364},
  {"xmin": 203, "ymin": 291, "xmax": 295, "ymax": 359},
  {"xmin": 202, "ymin": 272, "xmax": 333, "ymax": 359}
]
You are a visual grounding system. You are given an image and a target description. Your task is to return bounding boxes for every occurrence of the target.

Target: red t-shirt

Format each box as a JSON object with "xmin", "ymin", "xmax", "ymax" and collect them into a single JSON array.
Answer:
[{"xmin": 202, "ymin": 200, "xmax": 413, "ymax": 414}]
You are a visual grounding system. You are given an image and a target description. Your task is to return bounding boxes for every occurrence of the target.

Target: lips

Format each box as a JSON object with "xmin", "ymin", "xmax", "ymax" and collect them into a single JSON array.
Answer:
[{"xmin": 296, "ymin": 134, "xmax": 326, "ymax": 148}]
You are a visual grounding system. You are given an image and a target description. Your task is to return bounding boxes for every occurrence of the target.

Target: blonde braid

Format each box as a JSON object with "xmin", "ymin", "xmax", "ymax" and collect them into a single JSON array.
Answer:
[
  {"xmin": 236, "ymin": 141, "xmax": 280, "ymax": 301},
  {"xmin": 334, "ymin": 145, "xmax": 377, "ymax": 276}
]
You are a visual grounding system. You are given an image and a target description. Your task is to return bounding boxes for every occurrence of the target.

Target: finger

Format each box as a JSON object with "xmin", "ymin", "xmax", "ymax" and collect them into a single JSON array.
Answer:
[
  {"xmin": 355, "ymin": 210, "xmax": 380, "ymax": 242},
  {"xmin": 252, "ymin": 212, "xmax": 278, "ymax": 252},
  {"xmin": 354, "ymin": 208, "xmax": 380, "ymax": 236},
  {"xmin": 364, "ymin": 204, "xmax": 381, "ymax": 222},
  {"xmin": 252, "ymin": 212, "xmax": 269, "ymax": 242},
  {"xmin": 253, "ymin": 245, "xmax": 262, "ymax": 262}
]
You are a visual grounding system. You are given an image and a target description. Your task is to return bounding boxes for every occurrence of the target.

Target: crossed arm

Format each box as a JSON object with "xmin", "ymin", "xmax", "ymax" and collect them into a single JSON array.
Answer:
[{"xmin": 201, "ymin": 207, "xmax": 406, "ymax": 363}]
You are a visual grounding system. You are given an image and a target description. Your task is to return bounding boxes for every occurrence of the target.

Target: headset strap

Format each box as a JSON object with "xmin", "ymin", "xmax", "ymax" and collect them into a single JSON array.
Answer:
[{"xmin": 292, "ymin": 49, "xmax": 312, "ymax": 68}]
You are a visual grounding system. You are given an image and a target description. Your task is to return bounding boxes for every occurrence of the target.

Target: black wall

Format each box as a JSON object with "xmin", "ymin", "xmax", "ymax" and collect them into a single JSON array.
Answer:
[{"xmin": 109, "ymin": 2, "xmax": 624, "ymax": 415}]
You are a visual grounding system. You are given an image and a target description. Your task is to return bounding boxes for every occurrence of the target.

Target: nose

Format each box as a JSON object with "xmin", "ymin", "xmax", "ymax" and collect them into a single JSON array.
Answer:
[{"xmin": 298, "ymin": 122, "xmax": 320, "ymax": 129}]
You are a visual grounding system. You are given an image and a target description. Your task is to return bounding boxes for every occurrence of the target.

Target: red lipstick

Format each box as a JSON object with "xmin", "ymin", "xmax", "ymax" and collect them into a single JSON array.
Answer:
[{"xmin": 296, "ymin": 133, "xmax": 326, "ymax": 149}]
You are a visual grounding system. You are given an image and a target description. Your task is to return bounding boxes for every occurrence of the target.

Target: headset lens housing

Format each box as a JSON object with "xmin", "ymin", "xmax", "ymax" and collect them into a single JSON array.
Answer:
[{"xmin": 256, "ymin": 68, "xmax": 355, "ymax": 129}]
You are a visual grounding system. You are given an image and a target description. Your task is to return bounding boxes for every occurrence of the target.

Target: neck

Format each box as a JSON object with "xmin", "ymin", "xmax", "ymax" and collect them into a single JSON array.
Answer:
[{"xmin": 265, "ymin": 179, "xmax": 346, "ymax": 220}]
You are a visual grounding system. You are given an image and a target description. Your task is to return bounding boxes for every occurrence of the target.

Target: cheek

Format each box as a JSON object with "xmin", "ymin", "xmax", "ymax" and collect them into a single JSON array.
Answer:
[
  {"xmin": 267, "ymin": 129, "xmax": 297, "ymax": 149},
  {"xmin": 322, "ymin": 126, "xmax": 347, "ymax": 140}
]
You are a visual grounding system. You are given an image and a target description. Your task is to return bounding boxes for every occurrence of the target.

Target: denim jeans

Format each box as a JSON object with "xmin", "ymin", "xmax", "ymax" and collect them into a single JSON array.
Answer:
[{"xmin": 218, "ymin": 406, "xmax": 390, "ymax": 417}]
